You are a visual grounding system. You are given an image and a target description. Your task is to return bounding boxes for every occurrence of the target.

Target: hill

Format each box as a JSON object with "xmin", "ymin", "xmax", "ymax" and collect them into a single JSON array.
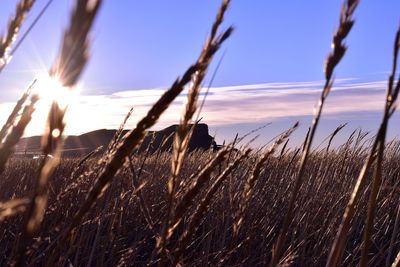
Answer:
[{"xmin": 15, "ymin": 123, "xmax": 214, "ymax": 157}]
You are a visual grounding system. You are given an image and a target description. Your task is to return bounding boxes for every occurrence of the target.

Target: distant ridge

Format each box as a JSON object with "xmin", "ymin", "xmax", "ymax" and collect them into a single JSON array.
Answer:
[{"xmin": 16, "ymin": 123, "xmax": 214, "ymax": 157}]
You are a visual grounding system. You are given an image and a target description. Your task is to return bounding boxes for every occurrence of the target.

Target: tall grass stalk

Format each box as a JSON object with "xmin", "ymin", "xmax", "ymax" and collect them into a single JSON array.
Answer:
[
  {"xmin": 0, "ymin": 81, "xmax": 37, "ymax": 175},
  {"xmin": 14, "ymin": 0, "xmax": 102, "ymax": 264},
  {"xmin": 0, "ymin": 81, "xmax": 35, "ymax": 143},
  {"xmin": 161, "ymin": 2, "xmax": 232, "ymax": 260},
  {"xmin": 328, "ymin": 25, "xmax": 400, "ymax": 267},
  {"xmin": 235, "ymin": 122, "xmax": 299, "ymax": 235},
  {"xmin": 0, "ymin": 0, "xmax": 35, "ymax": 73},
  {"xmin": 173, "ymin": 148, "xmax": 252, "ymax": 266},
  {"xmin": 61, "ymin": 16, "xmax": 233, "ymax": 256},
  {"xmin": 271, "ymin": 1, "xmax": 360, "ymax": 266},
  {"xmin": 0, "ymin": 95, "xmax": 38, "ymax": 176}
]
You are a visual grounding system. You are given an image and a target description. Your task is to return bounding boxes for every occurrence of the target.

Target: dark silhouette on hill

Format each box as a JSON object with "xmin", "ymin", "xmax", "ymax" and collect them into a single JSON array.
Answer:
[{"xmin": 16, "ymin": 123, "xmax": 214, "ymax": 157}]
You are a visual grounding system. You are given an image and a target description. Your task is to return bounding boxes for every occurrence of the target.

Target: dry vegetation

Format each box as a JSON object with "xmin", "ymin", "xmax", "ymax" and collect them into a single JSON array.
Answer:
[{"xmin": 0, "ymin": 0, "xmax": 400, "ymax": 266}]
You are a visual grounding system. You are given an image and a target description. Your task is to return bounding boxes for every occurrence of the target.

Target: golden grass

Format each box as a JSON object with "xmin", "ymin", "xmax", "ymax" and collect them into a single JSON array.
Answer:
[
  {"xmin": 0, "ymin": 0, "xmax": 35, "ymax": 72},
  {"xmin": 0, "ymin": 82, "xmax": 38, "ymax": 175},
  {"xmin": 0, "ymin": 144, "xmax": 399, "ymax": 266},
  {"xmin": 235, "ymin": 122, "xmax": 299, "ymax": 235},
  {"xmin": 161, "ymin": 1, "xmax": 233, "ymax": 262},
  {"xmin": 11, "ymin": 1, "xmax": 103, "ymax": 264},
  {"xmin": 0, "ymin": 0, "xmax": 400, "ymax": 266},
  {"xmin": 271, "ymin": 0, "xmax": 360, "ymax": 265},
  {"xmin": 327, "ymin": 24, "xmax": 400, "ymax": 267}
]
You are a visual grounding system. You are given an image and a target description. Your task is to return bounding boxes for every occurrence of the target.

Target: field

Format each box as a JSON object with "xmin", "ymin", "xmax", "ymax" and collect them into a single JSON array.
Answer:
[
  {"xmin": 1, "ymin": 140, "xmax": 400, "ymax": 266},
  {"xmin": 1, "ymin": 0, "xmax": 400, "ymax": 266}
]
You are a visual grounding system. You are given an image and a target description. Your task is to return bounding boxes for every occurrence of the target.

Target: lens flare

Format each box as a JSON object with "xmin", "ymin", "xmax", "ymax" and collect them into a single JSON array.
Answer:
[{"xmin": 34, "ymin": 73, "xmax": 80, "ymax": 109}]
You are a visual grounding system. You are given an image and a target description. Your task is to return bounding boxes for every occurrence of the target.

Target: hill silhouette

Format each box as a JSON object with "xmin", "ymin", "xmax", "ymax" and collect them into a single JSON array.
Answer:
[{"xmin": 16, "ymin": 123, "xmax": 214, "ymax": 157}]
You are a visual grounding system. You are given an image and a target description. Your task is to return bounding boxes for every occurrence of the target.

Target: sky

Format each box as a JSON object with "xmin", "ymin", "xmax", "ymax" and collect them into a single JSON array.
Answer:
[{"xmin": 0, "ymin": 0, "xmax": 399, "ymax": 147}]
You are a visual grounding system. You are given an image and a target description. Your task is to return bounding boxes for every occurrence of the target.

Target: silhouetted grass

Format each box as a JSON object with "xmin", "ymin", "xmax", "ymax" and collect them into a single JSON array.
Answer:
[{"xmin": 1, "ymin": 0, "xmax": 400, "ymax": 266}]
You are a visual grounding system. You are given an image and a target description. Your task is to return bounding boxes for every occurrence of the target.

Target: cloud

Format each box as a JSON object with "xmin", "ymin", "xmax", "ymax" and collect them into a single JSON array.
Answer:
[{"xmin": 0, "ymin": 79, "xmax": 389, "ymax": 136}]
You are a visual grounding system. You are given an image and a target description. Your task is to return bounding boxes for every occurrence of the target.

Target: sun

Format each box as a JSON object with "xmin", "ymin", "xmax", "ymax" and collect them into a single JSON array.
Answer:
[
  {"xmin": 34, "ymin": 72, "xmax": 80, "ymax": 109},
  {"xmin": 26, "ymin": 72, "xmax": 82, "ymax": 136}
]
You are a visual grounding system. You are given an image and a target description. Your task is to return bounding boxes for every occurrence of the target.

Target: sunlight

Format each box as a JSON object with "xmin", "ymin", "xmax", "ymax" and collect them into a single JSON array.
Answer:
[
  {"xmin": 23, "ymin": 72, "xmax": 82, "ymax": 136},
  {"xmin": 34, "ymin": 73, "xmax": 80, "ymax": 109}
]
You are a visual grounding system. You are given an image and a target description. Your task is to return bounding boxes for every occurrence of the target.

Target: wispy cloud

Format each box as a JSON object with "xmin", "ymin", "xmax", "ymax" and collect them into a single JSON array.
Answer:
[{"xmin": 0, "ymin": 79, "xmax": 388, "ymax": 136}]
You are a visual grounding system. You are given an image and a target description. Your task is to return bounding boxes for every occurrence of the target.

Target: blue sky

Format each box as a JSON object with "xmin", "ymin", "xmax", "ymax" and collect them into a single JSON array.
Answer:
[{"xmin": 0, "ymin": 0, "xmax": 399, "ymax": 146}]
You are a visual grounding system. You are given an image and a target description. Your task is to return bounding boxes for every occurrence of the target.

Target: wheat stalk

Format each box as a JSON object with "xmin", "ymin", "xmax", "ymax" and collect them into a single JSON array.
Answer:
[
  {"xmin": 327, "ymin": 24, "xmax": 400, "ymax": 267},
  {"xmin": 167, "ymin": 147, "xmax": 230, "ymax": 237},
  {"xmin": 13, "ymin": 1, "xmax": 102, "ymax": 265},
  {"xmin": 392, "ymin": 250, "xmax": 400, "ymax": 267},
  {"xmin": 314, "ymin": 123, "xmax": 347, "ymax": 152},
  {"xmin": 56, "ymin": 107, "xmax": 133, "ymax": 206},
  {"xmin": 0, "ymin": 198, "xmax": 29, "ymax": 221},
  {"xmin": 270, "ymin": 1, "xmax": 360, "ymax": 266},
  {"xmin": 107, "ymin": 107, "xmax": 134, "ymax": 155},
  {"xmin": 0, "ymin": 92, "xmax": 38, "ymax": 175},
  {"xmin": 61, "ymin": 26, "xmax": 232, "ymax": 252},
  {"xmin": 128, "ymin": 155, "xmax": 157, "ymax": 234},
  {"xmin": 162, "ymin": 1, "xmax": 232, "ymax": 261},
  {"xmin": 326, "ymin": 123, "xmax": 347, "ymax": 152},
  {"xmin": 172, "ymin": 148, "xmax": 251, "ymax": 266},
  {"xmin": 0, "ymin": 81, "xmax": 35, "ymax": 143},
  {"xmin": 386, "ymin": 196, "xmax": 400, "ymax": 267},
  {"xmin": 0, "ymin": 0, "xmax": 35, "ymax": 72},
  {"xmin": 234, "ymin": 122, "xmax": 298, "ymax": 235}
]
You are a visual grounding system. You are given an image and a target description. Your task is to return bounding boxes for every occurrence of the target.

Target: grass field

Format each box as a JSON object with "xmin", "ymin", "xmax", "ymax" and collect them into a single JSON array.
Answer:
[
  {"xmin": 0, "ymin": 140, "xmax": 400, "ymax": 266},
  {"xmin": 0, "ymin": 0, "xmax": 400, "ymax": 266}
]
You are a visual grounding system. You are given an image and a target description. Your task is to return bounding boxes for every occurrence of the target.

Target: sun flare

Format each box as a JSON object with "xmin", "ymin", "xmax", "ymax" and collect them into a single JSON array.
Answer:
[
  {"xmin": 22, "ymin": 73, "xmax": 82, "ymax": 135},
  {"xmin": 34, "ymin": 73, "xmax": 80, "ymax": 109}
]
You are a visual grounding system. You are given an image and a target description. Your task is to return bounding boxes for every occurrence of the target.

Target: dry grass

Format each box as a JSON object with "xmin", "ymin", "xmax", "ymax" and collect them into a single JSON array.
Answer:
[
  {"xmin": 0, "ymin": 141, "xmax": 400, "ymax": 266},
  {"xmin": 271, "ymin": 1, "xmax": 360, "ymax": 265},
  {"xmin": 327, "ymin": 22, "xmax": 400, "ymax": 267},
  {"xmin": 11, "ymin": 1, "xmax": 103, "ymax": 264},
  {"xmin": 0, "ymin": 0, "xmax": 35, "ymax": 72},
  {"xmin": 0, "ymin": 0, "xmax": 400, "ymax": 266}
]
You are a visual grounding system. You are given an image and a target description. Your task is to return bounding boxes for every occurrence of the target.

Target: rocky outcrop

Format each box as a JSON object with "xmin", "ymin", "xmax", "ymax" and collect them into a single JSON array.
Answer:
[{"xmin": 137, "ymin": 124, "xmax": 213, "ymax": 153}]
